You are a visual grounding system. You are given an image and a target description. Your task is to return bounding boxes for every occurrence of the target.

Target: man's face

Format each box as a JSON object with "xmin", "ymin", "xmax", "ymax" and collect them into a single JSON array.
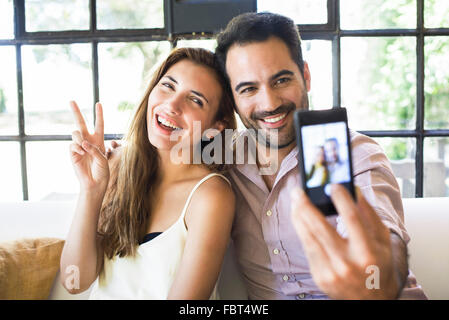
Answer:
[{"xmin": 225, "ymin": 36, "xmax": 311, "ymax": 149}]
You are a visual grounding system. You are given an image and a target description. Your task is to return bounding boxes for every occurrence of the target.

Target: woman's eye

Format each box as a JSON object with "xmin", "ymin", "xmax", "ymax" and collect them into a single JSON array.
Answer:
[
  {"xmin": 191, "ymin": 97, "xmax": 203, "ymax": 107},
  {"xmin": 161, "ymin": 82, "xmax": 174, "ymax": 90}
]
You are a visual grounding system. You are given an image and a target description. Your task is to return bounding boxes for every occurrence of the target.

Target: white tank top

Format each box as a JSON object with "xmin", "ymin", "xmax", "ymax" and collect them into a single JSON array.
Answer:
[{"xmin": 89, "ymin": 173, "xmax": 231, "ymax": 300}]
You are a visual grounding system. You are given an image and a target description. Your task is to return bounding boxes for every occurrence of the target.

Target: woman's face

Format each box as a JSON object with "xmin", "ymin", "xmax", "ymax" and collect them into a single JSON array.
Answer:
[
  {"xmin": 147, "ymin": 59, "xmax": 224, "ymax": 151},
  {"xmin": 315, "ymin": 147, "xmax": 325, "ymax": 163}
]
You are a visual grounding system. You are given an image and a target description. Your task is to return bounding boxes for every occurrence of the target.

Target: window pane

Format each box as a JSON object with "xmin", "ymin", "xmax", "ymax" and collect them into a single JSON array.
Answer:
[
  {"xmin": 22, "ymin": 44, "xmax": 93, "ymax": 135},
  {"xmin": 98, "ymin": 41, "xmax": 170, "ymax": 134},
  {"xmin": 425, "ymin": 0, "xmax": 449, "ymax": 28},
  {"xmin": 302, "ymin": 40, "xmax": 332, "ymax": 110},
  {"xmin": 26, "ymin": 141, "xmax": 79, "ymax": 200},
  {"xmin": 257, "ymin": 0, "xmax": 327, "ymax": 24},
  {"xmin": 424, "ymin": 138, "xmax": 449, "ymax": 197},
  {"xmin": 424, "ymin": 36, "xmax": 449, "ymax": 129},
  {"xmin": 341, "ymin": 0, "xmax": 416, "ymax": 29},
  {"xmin": 25, "ymin": 0, "xmax": 89, "ymax": 32},
  {"xmin": 0, "ymin": 0, "xmax": 14, "ymax": 39},
  {"xmin": 374, "ymin": 137, "xmax": 416, "ymax": 198},
  {"xmin": 176, "ymin": 39, "xmax": 217, "ymax": 52},
  {"xmin": 0, "ymin": 46, "xmax": 18, "ymax": 135},
  {"xmin": 97, "ymin": 0, "xmax": 164, "ymax": 29},
  {"xmin": 0, "ymin": 142, "xmax": 23, "ymax": 201},
  {"xmin": 341, "ymin": 37, "xmax": 416, "ymax": 130}
]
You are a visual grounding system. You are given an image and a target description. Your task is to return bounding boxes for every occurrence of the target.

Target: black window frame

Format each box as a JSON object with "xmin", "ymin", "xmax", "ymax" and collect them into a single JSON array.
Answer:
[{"xmin": 1, "ymin": 0, "xmax": 449, "ymax": 200}]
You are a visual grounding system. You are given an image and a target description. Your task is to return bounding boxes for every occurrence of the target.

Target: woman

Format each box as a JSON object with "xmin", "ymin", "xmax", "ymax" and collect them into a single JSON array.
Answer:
[
  {"xmin": 60, "ymin": 48, "xmax": 237, "ymax": 299},
  {"xmin": 306, "ymin": 146, "xmax": 329, "ymax": 188}
]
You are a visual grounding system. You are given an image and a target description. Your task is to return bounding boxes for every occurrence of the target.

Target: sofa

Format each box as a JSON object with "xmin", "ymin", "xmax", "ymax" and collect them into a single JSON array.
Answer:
[{"xmin": 0, "ymin": 197, "xmax": 448, "ymax": 300}]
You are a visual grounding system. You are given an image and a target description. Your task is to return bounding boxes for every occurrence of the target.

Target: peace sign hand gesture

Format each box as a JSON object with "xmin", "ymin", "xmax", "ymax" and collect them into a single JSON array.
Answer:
[{"xmin": 69, "ymin": 101, "xmax": 109, "ymax": 192}]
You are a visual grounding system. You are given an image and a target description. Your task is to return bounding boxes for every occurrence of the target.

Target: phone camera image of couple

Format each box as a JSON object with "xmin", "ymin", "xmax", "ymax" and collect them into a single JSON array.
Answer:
[{"xmin": 303, "ymin": 122, "xmax": 351, "ymax": 197}]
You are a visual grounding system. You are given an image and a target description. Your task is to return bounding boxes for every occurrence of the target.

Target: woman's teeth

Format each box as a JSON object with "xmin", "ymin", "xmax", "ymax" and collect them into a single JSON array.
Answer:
[
  {"xmin": 263, "ymin": 113, "xmax": 287, "ymax": 123},
  {"xmin": 157, "ymin": 115, "xmax": 181, "ymax": 130}
]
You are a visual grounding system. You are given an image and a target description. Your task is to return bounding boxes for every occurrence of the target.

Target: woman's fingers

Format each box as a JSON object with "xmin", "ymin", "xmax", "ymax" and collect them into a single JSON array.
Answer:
[
  {"xmin": 69, "ymin": 142, "xmax": 85, "ymax": 156},
  {"xmin": 94, "ymin": 102, "xmax": 104, "ymax": 137},
  {"xmin": 72, "ymin": 130, "xmax": 83, "ymax": 145},
  {"xmin": 110, "ymin": 140, "xmax": 120, "ymax": 149},
  {"xmin": 81, "ymin": 141, "xmax": 106, "ymax": 164},
  {"xmin": 70, "ymin": 101, "xmax": 89, "ymax": 136}
]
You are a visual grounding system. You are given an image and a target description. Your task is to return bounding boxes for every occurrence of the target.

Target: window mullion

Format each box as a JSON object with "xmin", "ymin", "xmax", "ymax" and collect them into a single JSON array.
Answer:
[
  {"xmin": 416, "ymin": 0, "xmax": 424, "ymax": 197},
  {"xmin": 15, "ymin": 44, "xmax": 28, "ymax": 200},
  {"xmin": 332, "ymin": 0, "xmax": 341, "ymax": 108},
  {"xmin": 90, "ymin": 0, "xmax": 97, "ymax": 33},
  {"xmin": 13, "ymin": 0, "xmax": 25, "ymax": 39},
  {"xmin": 92, "ymin": 41, "xmax": 99, "ymax": 123}
]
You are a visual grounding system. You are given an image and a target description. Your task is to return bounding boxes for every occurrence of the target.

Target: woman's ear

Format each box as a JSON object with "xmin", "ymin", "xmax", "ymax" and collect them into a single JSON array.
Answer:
[
  {"xmin": 212, "ymin": 120, "xmax": 226, "ymax": 134},
  {"xmin": 203, "ymin": 120, "xmax": 226, "ymax": 140}
]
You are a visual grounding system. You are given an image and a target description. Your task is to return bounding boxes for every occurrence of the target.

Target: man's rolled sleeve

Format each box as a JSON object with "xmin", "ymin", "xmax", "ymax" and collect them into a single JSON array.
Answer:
[{"xmin": 336, "ymin": 131, "xmax": 410, "ymax": 244}]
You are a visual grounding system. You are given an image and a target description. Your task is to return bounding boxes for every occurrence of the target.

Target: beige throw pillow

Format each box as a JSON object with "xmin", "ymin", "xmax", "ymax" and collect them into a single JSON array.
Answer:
[{"xmin": 0, "ymin": 238, "xmax": 65, "ymax": 300}]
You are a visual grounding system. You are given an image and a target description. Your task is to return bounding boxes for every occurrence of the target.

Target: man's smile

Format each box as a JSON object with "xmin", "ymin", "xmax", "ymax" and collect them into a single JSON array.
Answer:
[{"xmin": 258, "ymin": 111, "xmax": 290, "ymax": 129}]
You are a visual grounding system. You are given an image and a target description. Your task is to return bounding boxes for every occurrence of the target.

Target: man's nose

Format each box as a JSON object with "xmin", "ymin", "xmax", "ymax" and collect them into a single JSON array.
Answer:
[{"xmin": 260, "ymin": 87, "xmax": 281, "ymax": 112}]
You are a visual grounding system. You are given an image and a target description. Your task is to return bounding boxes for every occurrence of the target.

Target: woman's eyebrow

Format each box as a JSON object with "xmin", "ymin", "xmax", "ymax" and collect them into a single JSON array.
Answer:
[
  {"xmin": 164, "ymin": 75, "xmax": 178, "ymax": 84},
  {"xmin": 191, "ymin": 90, "xmax": 209, "ymax": 104},
  {"xmin": 164, "ymin": 75, "xmax": 209, "ymax": 104}
]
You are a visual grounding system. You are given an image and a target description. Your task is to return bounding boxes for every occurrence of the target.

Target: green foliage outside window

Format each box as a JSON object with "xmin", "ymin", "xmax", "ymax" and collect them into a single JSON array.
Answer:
[
  {"xmin": 0, "ymin": 88, "xmax": 6, "ymax": 113},
  {"xmin": 359, "ymin": 0, "xmax": 449, "ymax": 160}
]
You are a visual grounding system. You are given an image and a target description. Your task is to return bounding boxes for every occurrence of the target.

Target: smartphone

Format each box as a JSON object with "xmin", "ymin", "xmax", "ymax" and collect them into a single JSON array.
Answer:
[{"xmin": 294, "ymin": 108, "xmax": 355, "ymax": 216}]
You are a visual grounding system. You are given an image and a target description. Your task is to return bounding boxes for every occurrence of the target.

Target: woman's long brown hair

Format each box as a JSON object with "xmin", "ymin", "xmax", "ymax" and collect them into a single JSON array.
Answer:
[{"xmin": 97, "ymin": 47, "xmax": 236, "ymax": 260}]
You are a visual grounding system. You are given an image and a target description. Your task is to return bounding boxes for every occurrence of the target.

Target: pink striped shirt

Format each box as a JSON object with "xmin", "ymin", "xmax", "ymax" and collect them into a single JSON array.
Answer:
[{"xmin": 227, "ymin": 130, "xmax": 427, "ymax": 300}]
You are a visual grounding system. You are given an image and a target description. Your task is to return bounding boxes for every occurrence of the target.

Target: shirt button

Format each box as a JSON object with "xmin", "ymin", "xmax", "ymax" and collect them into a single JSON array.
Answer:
[
  {"xmin": 273, "ymin": 248, "xmax": 280, "ymax": 255},
  {"xmin": 298, "ymin": 293, "xmax": 306, "ymax": 299},
  {"xmin": 266, "ymin": 210, "xmax": 272, "ymax": 216},
  {"xmin": 282, "ymin": 275, "xmax": 289, "ymax": 281}
]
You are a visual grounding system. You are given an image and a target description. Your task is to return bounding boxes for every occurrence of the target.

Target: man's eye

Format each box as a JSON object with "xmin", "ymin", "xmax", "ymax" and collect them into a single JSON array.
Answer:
[
  {"xmin": 241, "ymin": 87, "xmax": 256, "ymax": 94},
  {"xmin": 276, "ymin": 77, "xmax": 290, "ymax": 85}
]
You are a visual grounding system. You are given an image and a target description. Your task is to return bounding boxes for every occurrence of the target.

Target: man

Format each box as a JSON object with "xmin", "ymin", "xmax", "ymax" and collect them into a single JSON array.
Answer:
[{"xmin": 214, "ymin": 12, "xmax": 426, "ymax": 299}]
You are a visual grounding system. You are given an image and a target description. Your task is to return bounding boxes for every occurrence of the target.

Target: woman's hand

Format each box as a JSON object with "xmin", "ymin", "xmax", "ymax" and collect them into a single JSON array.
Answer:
[{"xmin": 69, "ymin": 101, "xmax": 109, "ymax": 192}]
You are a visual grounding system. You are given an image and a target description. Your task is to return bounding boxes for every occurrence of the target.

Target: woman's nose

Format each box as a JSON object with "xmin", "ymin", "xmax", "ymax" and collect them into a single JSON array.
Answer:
[{"xmin": 165, "ymin": 93, "xmax": 184, "ymax": 115}]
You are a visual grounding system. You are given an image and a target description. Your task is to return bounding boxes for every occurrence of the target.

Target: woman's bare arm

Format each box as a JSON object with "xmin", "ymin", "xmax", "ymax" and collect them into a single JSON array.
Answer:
[
  {"xmin": 167, "ymin": 176, "xmax": 235, "ymax": 299},
  {"xmin": 60, "ymin": 188, "xmax": 106, "ymax": 293},
  {"xmin": 60, "ymin": 101, "xmax": 118, "ymax": 294}
]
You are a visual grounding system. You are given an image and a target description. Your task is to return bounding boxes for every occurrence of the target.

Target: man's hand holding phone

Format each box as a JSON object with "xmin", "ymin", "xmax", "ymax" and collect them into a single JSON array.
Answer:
[
  {"xmin": 290, "ymin": 184, "xmax": 400, "ymax": 299},
  {"xmin": 291, "ymin": 108, "xmax": 403, "ymax": 299}
]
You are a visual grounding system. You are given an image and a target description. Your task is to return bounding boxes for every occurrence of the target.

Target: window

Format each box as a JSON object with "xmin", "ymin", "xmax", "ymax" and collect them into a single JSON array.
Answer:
[{"xmin": 1, "ymin": 0, "xmax": 449, "ymax": 200}]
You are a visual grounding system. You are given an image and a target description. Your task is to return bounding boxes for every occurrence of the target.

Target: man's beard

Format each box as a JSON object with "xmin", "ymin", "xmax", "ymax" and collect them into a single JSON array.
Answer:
[{"xmin": 238, "ymin": 94, "xmax": 309, "ymax": 149}]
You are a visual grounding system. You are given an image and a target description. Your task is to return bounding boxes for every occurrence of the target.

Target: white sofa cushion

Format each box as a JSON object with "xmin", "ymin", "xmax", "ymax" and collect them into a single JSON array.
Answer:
[{"xmin": 403, "ymin": 198, "xmax": 449, "ymax": 300}]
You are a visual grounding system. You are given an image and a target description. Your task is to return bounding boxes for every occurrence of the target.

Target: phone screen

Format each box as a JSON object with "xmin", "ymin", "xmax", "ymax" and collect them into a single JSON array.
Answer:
[{"xmin": 295, "ymin": 109, "xmax": 355, "ymax": 215}]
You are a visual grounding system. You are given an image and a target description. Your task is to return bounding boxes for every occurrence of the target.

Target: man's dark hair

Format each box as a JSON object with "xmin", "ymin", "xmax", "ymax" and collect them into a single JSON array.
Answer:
[
  {"xmin": 215, "ymin": 12, "xmax": 304, "ymax": 80},
  {"xmin": 325, "ymin": 137, "xmax": 339, "ymax": 147}
]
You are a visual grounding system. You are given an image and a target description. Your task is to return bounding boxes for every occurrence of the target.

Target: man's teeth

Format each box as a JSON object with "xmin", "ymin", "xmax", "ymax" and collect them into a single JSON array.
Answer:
[
  {"xmin": 263, "ymin": 113, "xmax": 287, "ymax": 123},
  {"xmin": 157, "ymin": 116, "xmax": 181, "ymax": 130}
]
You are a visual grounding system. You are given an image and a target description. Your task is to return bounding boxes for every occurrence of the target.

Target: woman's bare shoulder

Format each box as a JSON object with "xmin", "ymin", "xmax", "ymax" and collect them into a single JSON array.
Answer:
[
  {"xmin": 184, "ymin": 173, "xmax": 235, "ymax": 234},
  {"xmin": 192, "ymin": 172, "xmax": 235, "ymax": 212}
]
